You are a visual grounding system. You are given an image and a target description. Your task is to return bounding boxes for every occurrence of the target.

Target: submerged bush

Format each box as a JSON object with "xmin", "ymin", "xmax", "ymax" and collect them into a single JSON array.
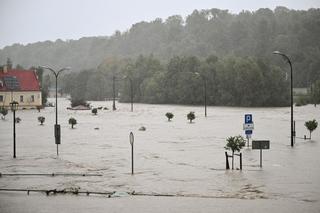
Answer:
[
  {"xmin": 305, "ymin": 119, "xmax": 318, "ymax": 139},
  {"xmin": 187, "ymin": 112, "xmax": 195, "ymax": 123},
  {"xmin": 68, "ymin": 117, "xmax": 77, "ymax": 129},
  {"xmin": 224, "ymin": 135, "xmax": 246, "ymax": 169},
  {"xmin": 165, "ymin": 112, "xmax": 174, "ymax": 121},
  {"xmin": 38, "ymin": 116, "xmax": 45, "ymax": 125}
]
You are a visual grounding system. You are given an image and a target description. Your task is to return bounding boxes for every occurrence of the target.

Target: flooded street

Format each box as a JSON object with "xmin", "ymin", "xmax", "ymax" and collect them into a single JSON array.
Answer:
[{"xmin": 1, "ymin": 98, "xmax": 320, "ymax": 212}]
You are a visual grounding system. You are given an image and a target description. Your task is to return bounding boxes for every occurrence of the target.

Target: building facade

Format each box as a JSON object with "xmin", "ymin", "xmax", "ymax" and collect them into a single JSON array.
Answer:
[{"xmin": 0, "ymin": 66, "xmax": 42, "ymax": 109}]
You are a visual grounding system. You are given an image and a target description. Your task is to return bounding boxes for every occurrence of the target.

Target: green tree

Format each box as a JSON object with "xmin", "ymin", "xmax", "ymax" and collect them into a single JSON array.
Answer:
[
  {"xmin": 224, "ymin": 135, "xmax": 246, "ymax": 169},
  {"xmin": 69, "ymin": 117, "xmax": 77, "ymax": 129},
  {"xmin": 0, "ymin": 7, "xmax": 320, "ymax": 90},
  {"xmin": 305, "ymin": 120, "xmax": 318, "ymax": 139},
  {"xmin": 187, "ymin": 111, "xmax": 195, "ymax": 123},
  {"xmin": 85, "ymin": 72, "xmax": 107, "ymax": 101},
  {"xmin": 35, "ymin": 67, "xmax": 49, "ymax": 106},
  {"xmin": 165, "ymin": 112, "xmax": 174, "ymax": 121},
  {"xmin": 38, "ymin": 116, "xmax": 45, "ymax": 125}
]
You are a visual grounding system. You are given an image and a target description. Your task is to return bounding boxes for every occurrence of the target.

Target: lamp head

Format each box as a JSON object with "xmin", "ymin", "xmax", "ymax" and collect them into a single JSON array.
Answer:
[
  {"xmin": 272, "ymin": 51, "xmax": 282, "ymax": 55},
  {"xmin": 272, "ymin": 51, "xmax": 291, "ymax": 63},
  {"xmin": 10, "ymin": 101, "xmax": 19, "ymax": 111}
]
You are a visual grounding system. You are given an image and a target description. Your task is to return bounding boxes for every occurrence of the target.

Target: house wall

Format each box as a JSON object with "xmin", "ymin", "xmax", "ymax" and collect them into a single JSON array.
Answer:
[{"xmin": 0, "ymin": 91, "xmax": 42, "ymax": 109}]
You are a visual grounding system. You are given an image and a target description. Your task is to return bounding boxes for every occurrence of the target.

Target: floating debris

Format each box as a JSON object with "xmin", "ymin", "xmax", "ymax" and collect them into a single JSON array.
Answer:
[
  {"xmin": 110, "ymin": 191, "xmax": 130, "ymax": 198},
  {"xmin": 139, "ymin": 126, "xmax": 146, "ymax": 131}
]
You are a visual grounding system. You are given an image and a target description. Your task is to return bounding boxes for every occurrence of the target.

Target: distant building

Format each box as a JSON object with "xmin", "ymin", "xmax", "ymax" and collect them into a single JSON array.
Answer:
[{"xmin": 0, "ymin": 66, "xmax": 42, "ymax": 109}]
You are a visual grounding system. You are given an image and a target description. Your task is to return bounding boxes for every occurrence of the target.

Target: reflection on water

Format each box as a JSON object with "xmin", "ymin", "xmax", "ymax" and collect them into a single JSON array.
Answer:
[{"xmin": 0, "ymin": 98, "xmax": 319, "ymax": 201}]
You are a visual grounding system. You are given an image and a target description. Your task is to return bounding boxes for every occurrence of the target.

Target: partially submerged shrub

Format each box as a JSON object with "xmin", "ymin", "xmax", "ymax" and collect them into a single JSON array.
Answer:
[
  {"xmin": 69, "ymin": 117, "xmax": 77, "ymax": 129},
  {"xmin": 38, "ymin": 116, "xmax": 45, "ymax": 125},
  {"xmin": 224, "ymin": 135, "xmax": 246, "ymax": 169},
  {"xmin": 165, "ymin": 112, "xmax": 174, "ymax": 121},
  {"xmin": 305, "ymin": 119, "xmax": 318, "ymax": 139},
  {"xmin": 15, "ymin": 117, "xmax": 21, "ymax": 123},
  {"xmin": 187, "ymin": 111, "xmax": 195, "ymax": 123}
]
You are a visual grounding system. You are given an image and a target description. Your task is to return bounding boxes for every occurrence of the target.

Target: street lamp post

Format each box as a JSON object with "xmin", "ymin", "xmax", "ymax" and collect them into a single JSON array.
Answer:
[
  {"xmin": 40, "ymin": 66, "xmax": 70, "ymax": 155},
  {"xmin": 10, "ymin": 101, "xmax": 19, "ymax": 158},
  {"xmin": 112, "ymin": 76, "xmax": 116, "ymax": 111},
  {"xmin": 273, "ymin": 51, "xmax": 294, "ymax": 147},
  {"xmin": 195, "ymin": 72, "xmax": 207, "ymax": 117},
  {"xmin": 204, "ymin": 78, "xmax": 207, "ymax": 117}
]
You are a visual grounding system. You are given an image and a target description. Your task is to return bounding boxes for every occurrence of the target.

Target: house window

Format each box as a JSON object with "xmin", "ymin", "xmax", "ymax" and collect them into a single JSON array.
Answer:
[
  {"xmin": 31, "ymin": 95, "xmax": 35, "ymax": 102},
  {"xmin": 0, "ymin": 95, "xmax": 3, "ymax": 102},
  {"xmin": 20, "ymin": 95, "xmax": 24, "ymax": 102}
]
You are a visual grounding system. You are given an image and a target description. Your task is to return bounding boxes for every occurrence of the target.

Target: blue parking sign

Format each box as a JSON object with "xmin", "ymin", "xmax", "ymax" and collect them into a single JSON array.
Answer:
[{"xmin": 245, "ymin": 114, "xmax": 252, "ymax": 124}]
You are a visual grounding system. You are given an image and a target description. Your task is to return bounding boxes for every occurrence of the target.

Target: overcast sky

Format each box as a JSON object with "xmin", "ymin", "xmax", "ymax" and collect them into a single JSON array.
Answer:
[{"xmin": 0, "ymin": 0, "xmax": 319, "ymax": 48}]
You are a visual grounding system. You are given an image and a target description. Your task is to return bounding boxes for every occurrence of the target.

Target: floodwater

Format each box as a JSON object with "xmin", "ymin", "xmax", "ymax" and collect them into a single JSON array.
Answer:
[{"xmin": 0, "ymin": 98, "xmax": 320, "ymax": 211}]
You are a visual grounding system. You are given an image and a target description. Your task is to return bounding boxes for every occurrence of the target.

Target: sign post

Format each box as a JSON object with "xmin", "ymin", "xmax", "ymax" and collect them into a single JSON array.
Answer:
[
  {"xmin": 129, "ymin": 132, "xmax": 134, "ymax": 175},
  {"xmin": 252, "ymin": 140, "xmax": 270, "ymax": 167},
  {"xmin": 243, "ymin": 114, "xmax": 254, "ymax": 147}
]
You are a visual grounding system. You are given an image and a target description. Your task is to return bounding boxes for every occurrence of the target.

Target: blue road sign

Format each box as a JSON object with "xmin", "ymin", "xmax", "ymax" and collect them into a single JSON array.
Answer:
[
  {"xmin": 245, "ymin": 130, "xmax": 252, "ymax": 135},
  {"xmin": 245, "ymin": 114, "xmax": 253, "ymax": 124}
]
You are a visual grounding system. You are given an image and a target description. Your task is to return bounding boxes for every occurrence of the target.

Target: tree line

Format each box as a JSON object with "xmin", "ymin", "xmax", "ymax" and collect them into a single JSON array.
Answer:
[
  {"xmin": 0, "ymin": 7, "xmax": 320, "ymax": 88},
  {"xmin": 61, "ymin": 55, "xmax": 291, "ymax": 107}
]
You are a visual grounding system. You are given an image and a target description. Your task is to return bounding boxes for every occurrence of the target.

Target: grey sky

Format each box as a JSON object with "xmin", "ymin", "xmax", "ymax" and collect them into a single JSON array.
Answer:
[{"xmin": 0, "ymin": 0, "xmax": 319, "ymax": 48}]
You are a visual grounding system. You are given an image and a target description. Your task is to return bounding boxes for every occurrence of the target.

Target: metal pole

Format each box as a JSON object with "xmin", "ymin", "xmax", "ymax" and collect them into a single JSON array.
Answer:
[
  {"xmin": 204, "ymin": 79, "xmax": 207, "ymax": 117},
  {"xmin": 260, "ymin": 149, "xmax": 262, "ymax": 168},
  {"xmin": 232, "ymin": 153, "xmax": 234, "ymax": 170},
  {"xmin": 131, "ymin": 144, "xmax": 134, "ymax": 175},
  {"xmin": 55, "ymin": 75, "xmax": 58, "ymax": 125},
  {"xmin": 289, "ymin": 60, "xmax": 294, "ymax": 147},
  {"xmin": 240, "ymin": 153, "xmax": 242, "ymax": 170},
  {"xmin": 55, "ymin": 74, "xmax": 59, "ymax": 156},
  {"xmin": 225, "ymin": 152, "xmax": 230, "ymax": 170},
  {"xmin": 13, "ymin": 109, "xmax": 16, "ymax": 158},
  {"xmin": 112, "ymin": 76, "xmax": 116, "ymax": 110},
  {"xmin": 130, "ymin": 78, "xmax": 133, "ymax": 112},
  {"xmin": 40, "ymin": 66, "xmax": 69, "ymax": 156},
  {"xmin": 272, "ymin": 51, "xmax": 294, "ymax": 147}
]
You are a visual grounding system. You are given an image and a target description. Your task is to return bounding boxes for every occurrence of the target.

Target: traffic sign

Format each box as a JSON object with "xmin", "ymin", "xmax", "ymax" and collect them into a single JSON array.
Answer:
[
  {"xmin": 252, "ymin": 140, "xmax": 270, "ymax": 150},
  {"xmin": 245, "ymin": 114, "xmax": 253, "ymax": 124},
  {"xmin": 252, "ymin": 140, "xmax": 270, "ymax": 168},
  {"xmin": 245, "ymin": 130, "xmax": 252, "ymax": 135},
  {"xmin": 129, "ymin": 132, "xmax": 134, "ymax": 145},
  {"xmin": 243, "ymin": 123, "xmax": 254, "ymax": 130}
]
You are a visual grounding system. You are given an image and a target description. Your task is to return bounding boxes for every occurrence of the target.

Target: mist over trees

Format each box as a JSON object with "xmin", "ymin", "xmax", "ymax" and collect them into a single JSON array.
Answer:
[
  {"xmin": 1, "ymin": 7, "xmax": 320, "ymax": 87},
  {"xmin": 1, "ymin": 7, "xmax": 319, "ymax": 106}
]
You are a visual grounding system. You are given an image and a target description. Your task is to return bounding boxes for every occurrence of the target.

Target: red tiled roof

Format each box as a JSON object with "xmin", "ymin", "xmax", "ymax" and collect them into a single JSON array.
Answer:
[{"xmin": 0, "ymin": 69, "xmax": 40, "ymax": 91}]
